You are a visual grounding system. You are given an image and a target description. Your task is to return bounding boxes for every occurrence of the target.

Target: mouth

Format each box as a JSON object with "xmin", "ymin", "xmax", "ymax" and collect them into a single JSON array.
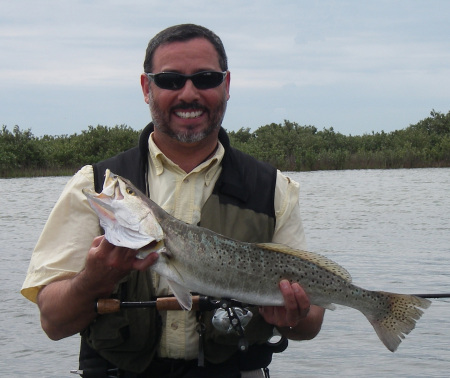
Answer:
[
  {"xmin": 82, "ymin": 169, "xmax": 121, "ymax": 221},
  {"xmin": 139, "ymin": 239, "xmax": 165, "ymax": 253},
  {"xmin": 83, "ymin": 191, "xmax": 116, "ymax": 221},
  {"xmin": 174, "ymin": 109, "xmax": 204, "ymax": 119},
  {"xmin": 172, "ymin": 102, "xmax": 207, "ymax": 120}
]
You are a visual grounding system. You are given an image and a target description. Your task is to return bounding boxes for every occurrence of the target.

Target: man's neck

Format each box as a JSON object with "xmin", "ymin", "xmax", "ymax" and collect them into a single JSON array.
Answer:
[{"xmin": 152, "ymin": 131, "xmax": 219, "ymax": 173}]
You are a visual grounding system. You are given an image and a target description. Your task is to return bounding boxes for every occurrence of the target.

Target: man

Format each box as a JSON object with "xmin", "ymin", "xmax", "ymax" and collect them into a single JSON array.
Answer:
[{"xmin": 22, "ymin": 24, "xmax": 324, "ymax": 377}]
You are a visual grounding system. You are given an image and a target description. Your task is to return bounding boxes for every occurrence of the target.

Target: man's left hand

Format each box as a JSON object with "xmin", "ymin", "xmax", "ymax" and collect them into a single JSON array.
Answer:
[{"xmin": 259, "ymin": 279, "xmax": 324, "ymax": 340}]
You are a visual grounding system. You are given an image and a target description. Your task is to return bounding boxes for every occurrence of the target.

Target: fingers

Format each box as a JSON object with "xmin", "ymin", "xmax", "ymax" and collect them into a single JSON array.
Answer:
[
  {"xmin": 259, "ymin": 280, "xmax": 311, "ymax": 328},
  {"xmin": 87, "ymin": 236, "xmax": 158, "ymax": 278},
  {"xmin": 81, "ymin": 236, "xmax": 159, "ymax": 298},
  {"xmin": 280, "ymin": 280, "xmax": 311, "ymax": 320},
  {"xmin": 91, "ymin": 235, "xmax": 104, "ymax": 247},
  {"xmin": 132, "ymin": 251, "xmax": 159, "ymax": 271}
]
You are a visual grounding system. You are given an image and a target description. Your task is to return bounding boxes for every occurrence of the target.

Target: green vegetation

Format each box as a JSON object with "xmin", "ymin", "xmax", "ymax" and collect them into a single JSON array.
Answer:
[
  {"xmin": 0, "ymin": 125, "xmax": 140, "ymax": 178},
  {"xmin": 1, "ymin": 110, "xmax": 449, "ymax": 178},
  {"xmin": 228, "ymin": 110, "xmax": 450, "ymax": 171}
]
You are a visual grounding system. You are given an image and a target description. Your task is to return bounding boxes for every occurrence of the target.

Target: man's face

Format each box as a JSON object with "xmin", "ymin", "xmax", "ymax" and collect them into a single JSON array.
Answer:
[{"xmin": 142, "ymin": 38, "xmax": 230, "ymax": 144}]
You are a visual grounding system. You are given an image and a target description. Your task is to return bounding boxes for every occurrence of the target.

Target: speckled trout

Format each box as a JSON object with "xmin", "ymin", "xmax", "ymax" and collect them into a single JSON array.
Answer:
[{"xmin": 83, "ymin": 169, "xmax": 430, "ymax": 352}]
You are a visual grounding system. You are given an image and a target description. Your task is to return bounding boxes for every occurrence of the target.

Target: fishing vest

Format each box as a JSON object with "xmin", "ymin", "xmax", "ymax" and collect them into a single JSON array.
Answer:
[{"xmin": 81, "ymin": 123, "xmax": 279, "ymax": 374}]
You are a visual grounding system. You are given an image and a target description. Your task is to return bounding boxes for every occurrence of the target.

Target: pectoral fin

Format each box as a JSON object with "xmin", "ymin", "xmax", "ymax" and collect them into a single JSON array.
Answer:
[{"xmin": 167, "ymin": 279, "xmax": 193, "ymax": 310}]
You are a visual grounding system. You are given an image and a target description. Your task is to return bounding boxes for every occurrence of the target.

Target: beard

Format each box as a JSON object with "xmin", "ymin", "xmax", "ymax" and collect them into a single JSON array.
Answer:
[{"xmin": 148, "ymin": 91, "xmax": 227, "ymax": 144}]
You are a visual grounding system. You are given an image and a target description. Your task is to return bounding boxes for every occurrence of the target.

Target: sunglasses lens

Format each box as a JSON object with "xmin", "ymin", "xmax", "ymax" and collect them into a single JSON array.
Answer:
[
  {"xmin": 154, "ymin": 73, "xmax": 187, "ymax": 90},
  {"xmin": 191, "ymin": 72, "xmax": 225, "ymax": 89},
  {"xmin": 150, "ymin": 71, "xmax": 226, "ymax": 90}
]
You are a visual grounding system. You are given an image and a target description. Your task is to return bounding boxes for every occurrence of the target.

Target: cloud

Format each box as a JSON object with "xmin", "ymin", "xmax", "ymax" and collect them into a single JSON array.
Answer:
[{"xmin": 1, "ymin": 0, "xmax": 450, "ymax": 137}]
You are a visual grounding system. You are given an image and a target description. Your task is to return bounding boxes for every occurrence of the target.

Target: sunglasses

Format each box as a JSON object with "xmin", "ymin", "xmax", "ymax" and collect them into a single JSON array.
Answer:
[{"xmin": 146, "ymin": 71, "xmax": 227, "ymax": 90}]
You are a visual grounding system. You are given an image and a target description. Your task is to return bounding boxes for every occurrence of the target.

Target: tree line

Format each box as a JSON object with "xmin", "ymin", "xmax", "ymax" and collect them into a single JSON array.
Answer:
[
  {"xmin": 228, "ymin": 109, "xmax": 450, "ymax": 171},
  {"xmin": 1, "ymin": 110, "xmax": 449, "ymax": 178}
]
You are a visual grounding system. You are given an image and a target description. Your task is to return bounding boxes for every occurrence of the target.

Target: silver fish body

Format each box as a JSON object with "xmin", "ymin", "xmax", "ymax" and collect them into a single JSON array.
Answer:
[{"xmin": 84, "ymin": 169, "xmax": 431, "ymax": 352}]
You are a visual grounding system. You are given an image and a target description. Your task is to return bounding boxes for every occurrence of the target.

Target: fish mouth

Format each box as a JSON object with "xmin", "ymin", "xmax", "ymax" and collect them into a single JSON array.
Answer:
[
  {"xmin": 83, "ymin": 191, "xmax": 117, "ymax": 222},
  {"xmin": 82, "ymin": 169, "xmax": 122, "ymax": 221},
  {"xmin": 83, "ymin": 169, "xmax": 165, "ymax": 251},
  {"xmin": 138, "ymin": 239, "xmax": 165, "ymax": 253}
]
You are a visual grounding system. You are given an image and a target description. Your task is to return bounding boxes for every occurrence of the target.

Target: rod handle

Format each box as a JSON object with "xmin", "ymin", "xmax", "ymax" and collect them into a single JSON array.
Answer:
[
  {"xmin": 96, "ymin": 296, "xmax": 202, "ymax": 314},
  {"xmin": 156, "ymin": 296, "xmax": 201, "ymax": 311},
  {"xmin": 96, "ymin": 298, "xmax": 121, "ymax": 314}
]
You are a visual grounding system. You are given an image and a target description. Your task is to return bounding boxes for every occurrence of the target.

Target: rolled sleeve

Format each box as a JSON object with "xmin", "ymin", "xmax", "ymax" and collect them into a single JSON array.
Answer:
[
  {"xmin": 272, "ymin": 171, "xmax": 307, "ymax": 250},
  {"xmin": 21, "ymin": 165, "xmax": 101, "ymax": 303}
]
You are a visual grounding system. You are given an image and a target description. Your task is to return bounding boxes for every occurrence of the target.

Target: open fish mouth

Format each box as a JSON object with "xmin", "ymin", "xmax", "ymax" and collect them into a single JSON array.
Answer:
[{"xmin": 83, "ymin": 169, "xmax": 164, "ymax": 252}]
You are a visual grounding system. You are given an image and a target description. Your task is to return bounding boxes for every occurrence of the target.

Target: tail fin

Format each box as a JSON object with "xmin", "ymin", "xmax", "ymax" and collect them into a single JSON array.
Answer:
[{"xmin": 363, "ymin": 292, "xmax": 431, "ymax": 352}]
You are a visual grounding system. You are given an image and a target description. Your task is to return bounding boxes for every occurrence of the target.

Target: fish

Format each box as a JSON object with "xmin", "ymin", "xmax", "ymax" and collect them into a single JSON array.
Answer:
[{"xmin": 83, "ymin": 169, "xmax": 431, "ymax": 352}]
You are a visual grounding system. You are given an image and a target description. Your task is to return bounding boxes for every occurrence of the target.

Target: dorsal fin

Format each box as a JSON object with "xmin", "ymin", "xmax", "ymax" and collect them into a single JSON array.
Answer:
[{"xmin": 256, "ymin": 243, "xmax": 352, "ymax": 282}]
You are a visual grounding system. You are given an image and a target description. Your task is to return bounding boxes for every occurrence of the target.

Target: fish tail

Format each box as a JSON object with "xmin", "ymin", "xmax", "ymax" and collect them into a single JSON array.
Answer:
[{"xmin": 362, "ymin": 292, "xmax": 431, "ymax": 352}]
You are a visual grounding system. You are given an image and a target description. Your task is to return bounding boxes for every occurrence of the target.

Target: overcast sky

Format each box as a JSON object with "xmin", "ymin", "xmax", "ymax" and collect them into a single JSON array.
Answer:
[{"xmin": 2, "ymin": 0, "xmax": 450, "ymax": 137}]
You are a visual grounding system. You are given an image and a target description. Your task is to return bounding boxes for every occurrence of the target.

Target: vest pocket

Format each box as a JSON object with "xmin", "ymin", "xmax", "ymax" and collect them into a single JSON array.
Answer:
[{"xmin": 83, "ymin": 313, "xmax": 131, "ymax": 350}]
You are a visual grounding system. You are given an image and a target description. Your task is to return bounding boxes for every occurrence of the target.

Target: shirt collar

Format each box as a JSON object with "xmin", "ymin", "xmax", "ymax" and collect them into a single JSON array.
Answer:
[{"xmin": 147, "ymin": 132, "xmax": 224, "ymax": 184}]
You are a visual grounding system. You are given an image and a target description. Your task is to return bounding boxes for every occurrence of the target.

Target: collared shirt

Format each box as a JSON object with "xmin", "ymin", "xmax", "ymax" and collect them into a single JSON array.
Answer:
[{"xmin": 21, "ymin": 133, "xmax": 307, "ymax": 359}]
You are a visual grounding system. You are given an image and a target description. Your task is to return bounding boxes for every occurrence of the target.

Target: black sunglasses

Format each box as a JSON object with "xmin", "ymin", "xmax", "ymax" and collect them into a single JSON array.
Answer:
[{"xmin": 146, "ymin": 71, "xmax": 227, "ymax": 90}]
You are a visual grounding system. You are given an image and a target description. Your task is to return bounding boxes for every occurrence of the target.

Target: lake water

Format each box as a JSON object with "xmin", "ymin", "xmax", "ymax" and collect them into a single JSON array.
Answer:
[{"xmin": 1, "ymin": 168, "xmax": 449, "ymax": 377}]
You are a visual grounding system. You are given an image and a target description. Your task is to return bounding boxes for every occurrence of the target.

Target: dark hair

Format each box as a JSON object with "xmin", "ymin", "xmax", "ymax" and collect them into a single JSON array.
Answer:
[{"xmin": 143, "ymin": 24, "xmax": 228, "ymax": 73}]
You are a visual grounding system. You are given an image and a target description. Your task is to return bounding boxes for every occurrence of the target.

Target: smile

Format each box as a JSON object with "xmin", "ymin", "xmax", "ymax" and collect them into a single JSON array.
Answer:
[{"xmin": 175, "ymin": 110, "xmax": 204, "ymax": 119}]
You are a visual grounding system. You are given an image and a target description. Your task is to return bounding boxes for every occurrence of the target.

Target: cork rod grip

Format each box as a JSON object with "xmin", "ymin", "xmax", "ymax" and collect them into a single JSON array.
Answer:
[
  {"xmin": 96, "ymin": 298, "xmax": 121, "ymax": 314},
  {"xmin": 96, "ymin": 296, "xmax": 201, "ymax": 314}
]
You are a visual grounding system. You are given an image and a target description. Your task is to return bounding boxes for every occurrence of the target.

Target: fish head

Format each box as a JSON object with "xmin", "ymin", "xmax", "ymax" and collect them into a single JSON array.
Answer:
[{"xmin": 83, "ymin": 169, "xmax": 164, "ymax": 255}]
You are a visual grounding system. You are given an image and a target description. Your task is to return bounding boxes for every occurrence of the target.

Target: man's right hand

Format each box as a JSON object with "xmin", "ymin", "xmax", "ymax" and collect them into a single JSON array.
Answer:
[
  {"xmin": 37, "ymin": 235, "xmax": 158, "ymax": 340},
  {"xmin": 81, "ymin": 235, "xmax": 159, "ymax": 297}
]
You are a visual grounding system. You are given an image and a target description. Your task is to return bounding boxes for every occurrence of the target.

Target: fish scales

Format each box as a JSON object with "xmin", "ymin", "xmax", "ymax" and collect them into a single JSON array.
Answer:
[
  {"xmin": 83, "ymin": 170, "xmax": 431, "ymax": 352},
  {"xmin": 160, "ymin": 226, "xmax": 392, "ymax": 312},
  {"xmin": 156, "ymin": 219, "xmax": 352, "ymax": 308}
]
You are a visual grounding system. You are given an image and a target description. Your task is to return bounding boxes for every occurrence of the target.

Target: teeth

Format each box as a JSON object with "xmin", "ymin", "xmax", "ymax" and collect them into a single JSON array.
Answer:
[{"xmin": 175, "ymin": 110, "xmax": 203, "ymax": 119}]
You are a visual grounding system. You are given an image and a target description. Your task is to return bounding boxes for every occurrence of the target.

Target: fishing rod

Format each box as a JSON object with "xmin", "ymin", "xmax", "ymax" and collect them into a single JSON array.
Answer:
[
  {"xmin": 96, "ymin": 293, "xmax": 450, "ymax": 315},
  {"xmin": 414, "ymin": 293, "xmax": 450, "ymax": 299},
  {"xmin": 96, "ymin": 295, "xmax": 249, "ymax": 314}
]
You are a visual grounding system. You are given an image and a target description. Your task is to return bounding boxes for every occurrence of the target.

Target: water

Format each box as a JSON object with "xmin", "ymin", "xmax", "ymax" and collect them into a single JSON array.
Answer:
[{"xmin": 1, "ymin": 168, "xmax": 449, "ymax": 377}]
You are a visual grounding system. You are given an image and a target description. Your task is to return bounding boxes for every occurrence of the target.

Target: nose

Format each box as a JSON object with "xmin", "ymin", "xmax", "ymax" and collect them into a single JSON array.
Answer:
[{"xmin": 177, "ymin": 78, "xmax": 201, "ymax": 102}]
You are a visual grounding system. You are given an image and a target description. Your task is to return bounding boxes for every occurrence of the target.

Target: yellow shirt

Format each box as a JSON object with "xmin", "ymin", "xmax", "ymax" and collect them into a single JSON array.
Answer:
[{"xmin": 21, "ymin": 133, "xmax": 307, "ymax": 359}]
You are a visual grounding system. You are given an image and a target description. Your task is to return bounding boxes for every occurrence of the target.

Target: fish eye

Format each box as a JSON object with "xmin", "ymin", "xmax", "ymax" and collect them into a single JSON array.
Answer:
[{"xmin": 126, "ymin": 187, "xmax": 136, "ymax": 196}]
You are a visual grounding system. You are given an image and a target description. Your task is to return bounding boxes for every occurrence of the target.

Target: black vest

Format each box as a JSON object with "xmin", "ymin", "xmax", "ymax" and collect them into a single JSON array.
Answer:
[{"xmin": 81, "ymin": 123, "xmax": 280, "ymax": 375}]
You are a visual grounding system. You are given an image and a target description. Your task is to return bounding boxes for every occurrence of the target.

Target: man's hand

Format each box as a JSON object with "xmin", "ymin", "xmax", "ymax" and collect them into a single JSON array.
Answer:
[
  {"xmin": 259, "ymin": 279, "xmax": 324, "ymax": 340},
  {"xmin": 37, "ymin": 235, "xmax": 158, "ymax": 340},
  {"xmin": 81, "ymin": 235, "xmax": 159, "ymax": 297}
]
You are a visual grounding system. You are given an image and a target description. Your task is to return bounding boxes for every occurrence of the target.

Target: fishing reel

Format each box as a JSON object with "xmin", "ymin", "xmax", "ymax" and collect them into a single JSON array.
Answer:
[{"xmin": 211, "ymin": 299, "xmax": 253, "ymax": 352}]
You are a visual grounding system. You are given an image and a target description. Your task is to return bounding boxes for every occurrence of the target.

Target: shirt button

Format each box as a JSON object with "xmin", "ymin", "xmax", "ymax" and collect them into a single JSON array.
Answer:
[{"xmin": 171, "ymin": 322, "xmax": 179, "ymax": 330}]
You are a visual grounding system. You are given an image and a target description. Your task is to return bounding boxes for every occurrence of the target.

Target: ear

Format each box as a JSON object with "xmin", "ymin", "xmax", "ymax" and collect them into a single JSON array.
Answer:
[
  {"xmin": 140, "ymin": 73, "xmax": 150, "ymax": 104},
  {"xmin": 225, "ymin": 71, "xmax": 231, "ymax": 101}
]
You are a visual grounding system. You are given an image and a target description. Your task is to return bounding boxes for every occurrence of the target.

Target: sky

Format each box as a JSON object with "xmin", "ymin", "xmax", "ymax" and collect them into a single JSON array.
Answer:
[{"xmin": 2, "ymin": 0, "xmax": 450, "ymax": 137}]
